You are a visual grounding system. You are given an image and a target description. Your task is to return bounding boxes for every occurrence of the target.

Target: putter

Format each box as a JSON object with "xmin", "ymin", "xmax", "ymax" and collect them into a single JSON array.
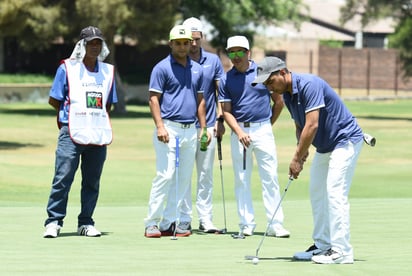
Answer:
[
  {"xmin": 217, "ymin": 136, "xmax": 227, "ymax": 234},
  {"xmin": 171, "ymin": 136, "xmax": 180, "ymax": 240},
  {"xmin": 245, "ymin": 176, "xmax": 294, "ymax": 261},
  {"xmin": 363, "ymin": 133, "xmax": 376, "ymax": 147}
]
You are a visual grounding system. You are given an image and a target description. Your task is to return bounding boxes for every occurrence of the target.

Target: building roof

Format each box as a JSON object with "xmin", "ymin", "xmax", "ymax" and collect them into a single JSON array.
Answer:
[{"xmin": 258, "ymin": 0, "xmax": 395, "ymax": 41}]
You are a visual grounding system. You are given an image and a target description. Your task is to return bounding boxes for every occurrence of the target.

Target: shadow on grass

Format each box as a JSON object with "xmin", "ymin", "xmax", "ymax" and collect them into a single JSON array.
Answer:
[
  {"xmin": 357, "ymin": 115, "xmax": 412, "ymax": 122},
  {"xmin": 110, "ymin": 110, "xmax": 152, "ymax": 119},
  {"xmin": 0, "ymin": 107, "xmax": 152, "ymax": 119},
  {"xmin": 57, "ymin": 232, "xmax": 111, "ymax": 238},
  {"xmin": 0, "ymin": 108, "xmax": 56, "ymax": 117},
  {"xmin": 0, "ymin": 141, "xmax": 43, "ymax": 150}
]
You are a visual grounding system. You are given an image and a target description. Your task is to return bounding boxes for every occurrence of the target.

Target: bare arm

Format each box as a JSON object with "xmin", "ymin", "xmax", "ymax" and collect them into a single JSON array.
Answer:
[
  {"xmin": 48, "ymin": 97, "xmax": 60, "ymax": 111},
  {"xmin": 197, "ymin": 93, "xmax": 211, "ymax": 142},
  {"xmin": 222, "ymin": 101, "xmax": 251, "ymax": 147},
  {"xmin": 289, "ymin": 109, "xmax": 319, "ymax": 178},
  {"xmin": 148, "ymin": 91, "xmax": 169, "ymax": 143},
  {"xmin": 214, "ymin": 80, "xmax": 225, "ymax": 138},
  {"xmin": 270, "ymin": 92, "xmax": 284, "ymax": 125}
]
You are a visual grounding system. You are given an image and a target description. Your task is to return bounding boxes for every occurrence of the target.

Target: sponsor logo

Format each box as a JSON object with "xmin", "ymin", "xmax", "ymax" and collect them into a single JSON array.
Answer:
[{"xmin": 86, "ymin": 92, "xmax": 103, "ymax": 109}]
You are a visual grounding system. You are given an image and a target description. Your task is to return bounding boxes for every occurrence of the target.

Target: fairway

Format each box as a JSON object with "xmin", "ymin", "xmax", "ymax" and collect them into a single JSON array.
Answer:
[{"xmin": 1, "ymin": 100, "xmax": 412, "ymax": 275}]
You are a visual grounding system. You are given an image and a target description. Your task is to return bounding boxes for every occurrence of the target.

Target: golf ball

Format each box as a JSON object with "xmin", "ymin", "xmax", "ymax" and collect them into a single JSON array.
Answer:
[{"xmin": 252, "ymin": 257, "xmax": 259, "ymax": 265}]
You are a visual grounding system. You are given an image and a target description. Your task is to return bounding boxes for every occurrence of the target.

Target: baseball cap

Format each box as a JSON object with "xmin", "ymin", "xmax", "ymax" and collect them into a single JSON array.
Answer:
[
  {"xmin": 226, "ymin": 36, "xmax": 249, "ymax": 50},
  {"xmin": 252, "ymin": 57, "xmax": 287, "ymax": 86},
  {"xmin": 169, "ymin": 25, "xmax": 192, "ymax": 41},
  {"xmin": 182, "ymin": 17, "xmax": 203, "ymax": 33},
  {"xmin": 80, "ymin": 26, "xmax": 104, "ymax": 42}
]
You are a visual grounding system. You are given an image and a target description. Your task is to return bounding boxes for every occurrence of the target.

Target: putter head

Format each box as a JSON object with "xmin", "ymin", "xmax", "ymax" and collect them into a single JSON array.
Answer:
[
  {"xmin": 211, "ymin": 228, "xmax": 226, "ymax": 235},
  {"xmin": 244, "ymin": 255, "xmax": 257, "ymax": 260},
  {"xmin": 231, "ymin": 233, "xmax": 245, "ymax": 239},
  {"xmin": 170, "ymin": 236, "xmax": 178, "ymax": 240},
  {"xmin": 218, "ymin": 228, "xmax": 227, "ymax": 234}
]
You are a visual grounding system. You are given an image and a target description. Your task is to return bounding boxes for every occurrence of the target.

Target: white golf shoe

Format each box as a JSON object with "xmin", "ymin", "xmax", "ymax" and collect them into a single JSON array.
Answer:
[
  {"xmin": 267, "ymin": 224, "xmax": 290, "ymax": 238},
  {"xmin": 293, "ymin": 244, "xmax": 327, "ymax": 261},
  {"xmin": 241, "ymin": 225, "xmax": 254, "ymax": 236},
  {"xmin": 77, "ymin": 225, "xmax": 101, "ymax": 237},
  {"xmin": 311, "ymin": 249, "xmax": 354, "ymax": 264},
  {"xmin": 43, "ymin": 221, "xmax": 61, "ymax": 238},
  {"xmin": 199, "ymin": 221, "xmax": 219, "ymax": 233}
]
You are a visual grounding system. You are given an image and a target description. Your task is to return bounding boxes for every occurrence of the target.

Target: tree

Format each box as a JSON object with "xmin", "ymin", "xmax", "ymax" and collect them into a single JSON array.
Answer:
[
  {"xmin": 340, "ymin": 0, "xmax": 412, "ymax": 79},
  {"xmin": 179, "ymin": 0, "xmax": 305, "ymax": 50},
  {"xmin": 0, "ymin": 0, "xmax": 180, "ymax": 113},
  {"xmin": 0, "ymin": 0, "xmax": 306, "ymax": 111}
]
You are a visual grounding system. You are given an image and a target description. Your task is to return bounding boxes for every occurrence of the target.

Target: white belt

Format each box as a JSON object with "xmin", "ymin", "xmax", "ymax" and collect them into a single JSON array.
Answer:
[{"xmin": 240, "ymin": 120, "xmax": 269, "ymax": 128}]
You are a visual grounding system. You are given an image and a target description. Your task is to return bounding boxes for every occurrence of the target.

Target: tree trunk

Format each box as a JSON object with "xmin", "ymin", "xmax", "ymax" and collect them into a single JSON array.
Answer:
[
  {"xmin": 113, "ymin": 71, "xmax": 127, "ymax": 114},
  {"xmin": 106, "ymin": 37, "xmax": 127, "ymax": 114}
]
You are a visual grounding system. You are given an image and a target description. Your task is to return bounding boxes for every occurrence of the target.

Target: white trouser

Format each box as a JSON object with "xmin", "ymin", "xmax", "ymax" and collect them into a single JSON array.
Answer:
[
  {"xmin": 144, "ymin": 120, "xmax": 197, "ymax": 230},
  {"xmin": 231, "ymin": 120, "xmax": 284, "ymax": 231},
  {"xmin": 310, "ymin": 140, "xmax": 363, "ymax": 257},
  {"xmin": 180, "ymin": 127, "xmax": 217, "ymax": 224}
]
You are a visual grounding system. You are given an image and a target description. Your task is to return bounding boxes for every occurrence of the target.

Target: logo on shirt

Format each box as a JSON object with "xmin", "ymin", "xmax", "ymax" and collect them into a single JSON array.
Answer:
[{"xmin": 86, "ymin": 92, "xmax": 103, "ymax": 109}]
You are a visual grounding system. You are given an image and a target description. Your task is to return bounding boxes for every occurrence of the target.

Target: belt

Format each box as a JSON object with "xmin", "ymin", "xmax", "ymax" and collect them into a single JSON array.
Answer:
[
  {"xmin": 240, "ymin": 121, "xmax": 267, "ymax": 128},
  {"xmin": 164, "ymin": 119, "xmax": 194, "ymax": 129}
]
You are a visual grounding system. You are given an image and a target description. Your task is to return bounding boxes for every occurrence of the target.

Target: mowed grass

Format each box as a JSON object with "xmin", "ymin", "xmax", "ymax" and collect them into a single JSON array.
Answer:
[{"xmin": 0, "ymin": 100, "xmax": 412, "ymax": 275}]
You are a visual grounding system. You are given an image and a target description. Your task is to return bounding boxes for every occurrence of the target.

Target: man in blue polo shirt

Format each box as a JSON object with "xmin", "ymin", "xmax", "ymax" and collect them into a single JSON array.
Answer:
[
  {"xmin": 218, "ymin": 36, "xmax": 290, "ymax": 238},
  {"xmin": 178, "ymin": 17, "xmax": 225, "ymax": 233},
  {"xmin": 144, "ymin": 25, "xmax": 210, "ymax": 238},
  {"xmin": 252, "ymin": 56, "xmax": 363, "ymax": 264}
]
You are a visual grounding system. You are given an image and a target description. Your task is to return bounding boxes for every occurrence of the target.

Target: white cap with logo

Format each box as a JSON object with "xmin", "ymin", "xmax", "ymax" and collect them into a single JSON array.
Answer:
[
  {"xmin": 182, "ymin": 17, "xmax": 203, "ymax": 33},
  {"xmin": 169, "ymin": 25, "xmax": 192, "ymax": 41},
  {"xmin": 226, "ymin": 35, "xmax": 250, "ymax": 50}
]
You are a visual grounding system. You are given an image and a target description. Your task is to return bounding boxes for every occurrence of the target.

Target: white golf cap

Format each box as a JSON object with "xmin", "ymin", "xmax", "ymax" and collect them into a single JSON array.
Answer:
[
  {"xmin": 182, "ymin": 17, "xmax": 203, "ymax": 33},
  {"xmin": 226, "ymin": 35, "xmax": 249, "ymax": 50}
]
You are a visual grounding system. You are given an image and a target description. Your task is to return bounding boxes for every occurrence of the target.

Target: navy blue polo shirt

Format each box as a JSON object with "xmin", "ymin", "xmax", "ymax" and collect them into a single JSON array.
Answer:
[
  {"xmin": 149, "ymin": 55, "xmax": 204, "ymax": 124},
  {"xmin": 218, "ymin": 61, "xmax": 272, "ymax": 122},
  {"xmin": 195, "ymin": 48, "xmax": 224, "ymax": 128},
  {"xmin": 283, "ymin": 73, "xmax": 363, "ymax": 153}
]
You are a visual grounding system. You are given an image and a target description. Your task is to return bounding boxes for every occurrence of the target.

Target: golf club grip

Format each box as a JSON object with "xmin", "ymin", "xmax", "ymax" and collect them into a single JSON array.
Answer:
[
  {"xmin": 243, "ymin": 147, "xmax": 246, "ymax": 170},
  {"xmin": 217, "ymin": 136, "xmax": 222, "ymax": 161},
  {"xmin": 175, "ymin": 136, "xmax": 179, "ymax": 167}
]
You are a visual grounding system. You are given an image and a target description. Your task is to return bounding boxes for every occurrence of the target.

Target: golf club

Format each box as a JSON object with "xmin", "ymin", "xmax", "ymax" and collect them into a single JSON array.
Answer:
[
  {"xmin": 233, "ymin": 145, "xmax": 248, "ymax": 239},
  {"xmin": 245, "ymin": 176, "xmax": 294, "ymax": 262},
  {"xmin": 217, "ymin": 136, "xmax": 227, "ymax": 234},
  {"xmin": 243, "ymin": 146, "xmax": 246, "ymax": 170},
  {"xmin": 363, "ymin": 133, "xmax": 376, "ymax": 147},
  {"xmin": 171, "ymin": 136, "xmax": 180, "ymax": 240}
]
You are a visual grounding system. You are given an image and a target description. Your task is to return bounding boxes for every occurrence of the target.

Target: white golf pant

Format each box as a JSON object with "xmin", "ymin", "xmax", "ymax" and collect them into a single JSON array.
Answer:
[
  {"xmin": 310, "ymin": 140, "xmax": 363, "ymax": 257},
  {"xmin": 231, "ymin": 120, "xmax": 284, "ymax": 231},
  {"xmin": 180, "ymin": 126, "xmax": 217, "ymax": 224},
  {"xmin": 144, "ymin": 120, "xmax": 197, "ymax": 230}
]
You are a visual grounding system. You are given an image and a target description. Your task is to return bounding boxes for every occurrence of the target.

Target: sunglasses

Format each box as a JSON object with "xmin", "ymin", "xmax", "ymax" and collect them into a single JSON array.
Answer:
[{"xmin": 228, "ymin": 50, "xmax": 246, "ymax": 59}]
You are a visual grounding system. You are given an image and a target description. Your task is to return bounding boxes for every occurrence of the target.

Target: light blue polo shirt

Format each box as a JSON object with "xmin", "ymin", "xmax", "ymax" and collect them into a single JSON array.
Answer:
[
  {"xmin": 195, "ymin": 49, "xmax": 224, "ymax": 128},
  {"xmin": 283, "ymin": 72, "xmax": 363, "ymax": 153},
  {"xmin": 218, "ymin": 61, "xmax": 272, "ymax": 122},
  {"xmin": 49, "ymin": 62, "xmax": 118, "ymax": 124},
  {"xmin": 149, "ymin": 55, "xmax": 204, "ymax": 124}
]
